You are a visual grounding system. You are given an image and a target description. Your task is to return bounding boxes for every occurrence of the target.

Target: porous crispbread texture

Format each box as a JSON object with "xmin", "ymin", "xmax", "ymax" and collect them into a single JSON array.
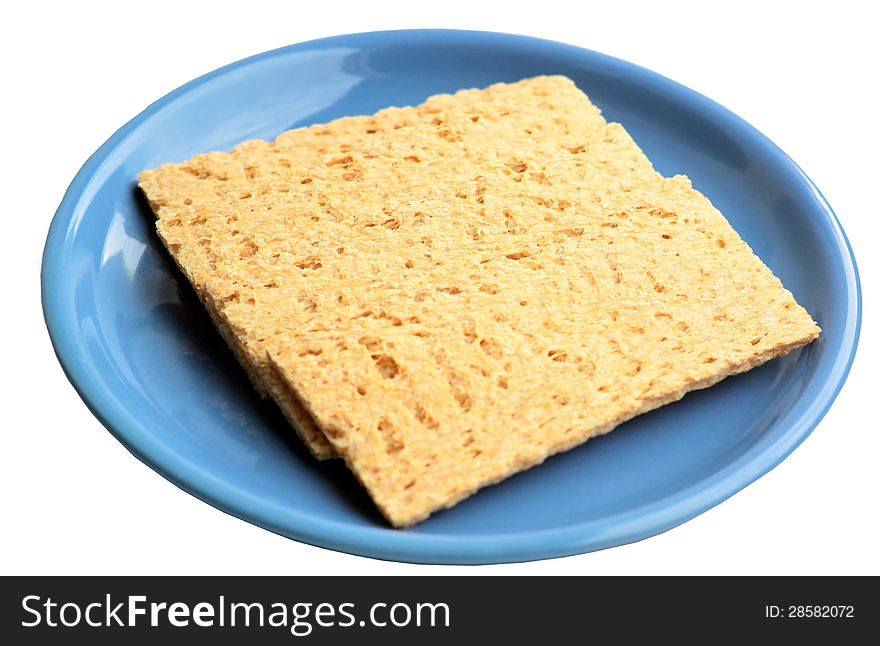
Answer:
[
  {"xmin": 140, "ymin": 76, "xmax": 603, "ymax": 459},
  {"xmin": 149, "ymin": 87, "xmax": 819, "ymax": 526}
]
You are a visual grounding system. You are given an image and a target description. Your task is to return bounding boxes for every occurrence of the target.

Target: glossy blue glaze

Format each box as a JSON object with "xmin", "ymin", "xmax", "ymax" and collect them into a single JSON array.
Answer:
[{"xmin": 42, "ymin": 30, "xmax": 860, "ymax": 564}]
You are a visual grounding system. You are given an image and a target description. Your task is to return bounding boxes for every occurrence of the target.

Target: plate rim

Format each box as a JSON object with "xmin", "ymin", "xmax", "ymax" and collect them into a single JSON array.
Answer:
[{"xmin": 41, "ymin": 29, "xmax": 862, "ymax": 564}]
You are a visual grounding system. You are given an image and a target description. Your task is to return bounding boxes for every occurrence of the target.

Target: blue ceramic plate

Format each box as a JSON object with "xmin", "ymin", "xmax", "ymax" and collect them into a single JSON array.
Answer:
[{"xmin": 42, "ymin": 30, "xmax": 860, "ymax": 564}]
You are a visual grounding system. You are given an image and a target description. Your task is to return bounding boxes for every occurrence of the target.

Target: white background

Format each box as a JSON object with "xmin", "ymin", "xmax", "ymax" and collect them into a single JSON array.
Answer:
[{"xmin": 2, "ymin": 0, "xmax": 877, "ymax": 575}]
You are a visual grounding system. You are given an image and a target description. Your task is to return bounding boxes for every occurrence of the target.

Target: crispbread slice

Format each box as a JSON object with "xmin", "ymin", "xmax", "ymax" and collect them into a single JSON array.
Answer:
[
  {"xmin": 150, "ymin": 87, "xmax": 818, "ymax": 526},
  {"xmin": 139, "ymin": 76, "xmax": 605, "ymax": 458}
]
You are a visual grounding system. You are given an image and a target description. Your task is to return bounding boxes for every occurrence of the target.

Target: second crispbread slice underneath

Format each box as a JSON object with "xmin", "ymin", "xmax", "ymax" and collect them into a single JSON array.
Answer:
[
  {"xmin": 139, "ymin": 75, "xmax": 606, "ymax": 459},
  {"xmin": 171, "ymin": 93, "xmax": 819, "ymax": 526}
]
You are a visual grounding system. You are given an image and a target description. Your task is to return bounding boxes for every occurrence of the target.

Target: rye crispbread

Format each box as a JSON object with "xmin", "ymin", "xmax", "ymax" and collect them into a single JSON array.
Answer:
[{"xmin": 140, "ymin": 76, "xmax": 819, "ymax": 526}]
